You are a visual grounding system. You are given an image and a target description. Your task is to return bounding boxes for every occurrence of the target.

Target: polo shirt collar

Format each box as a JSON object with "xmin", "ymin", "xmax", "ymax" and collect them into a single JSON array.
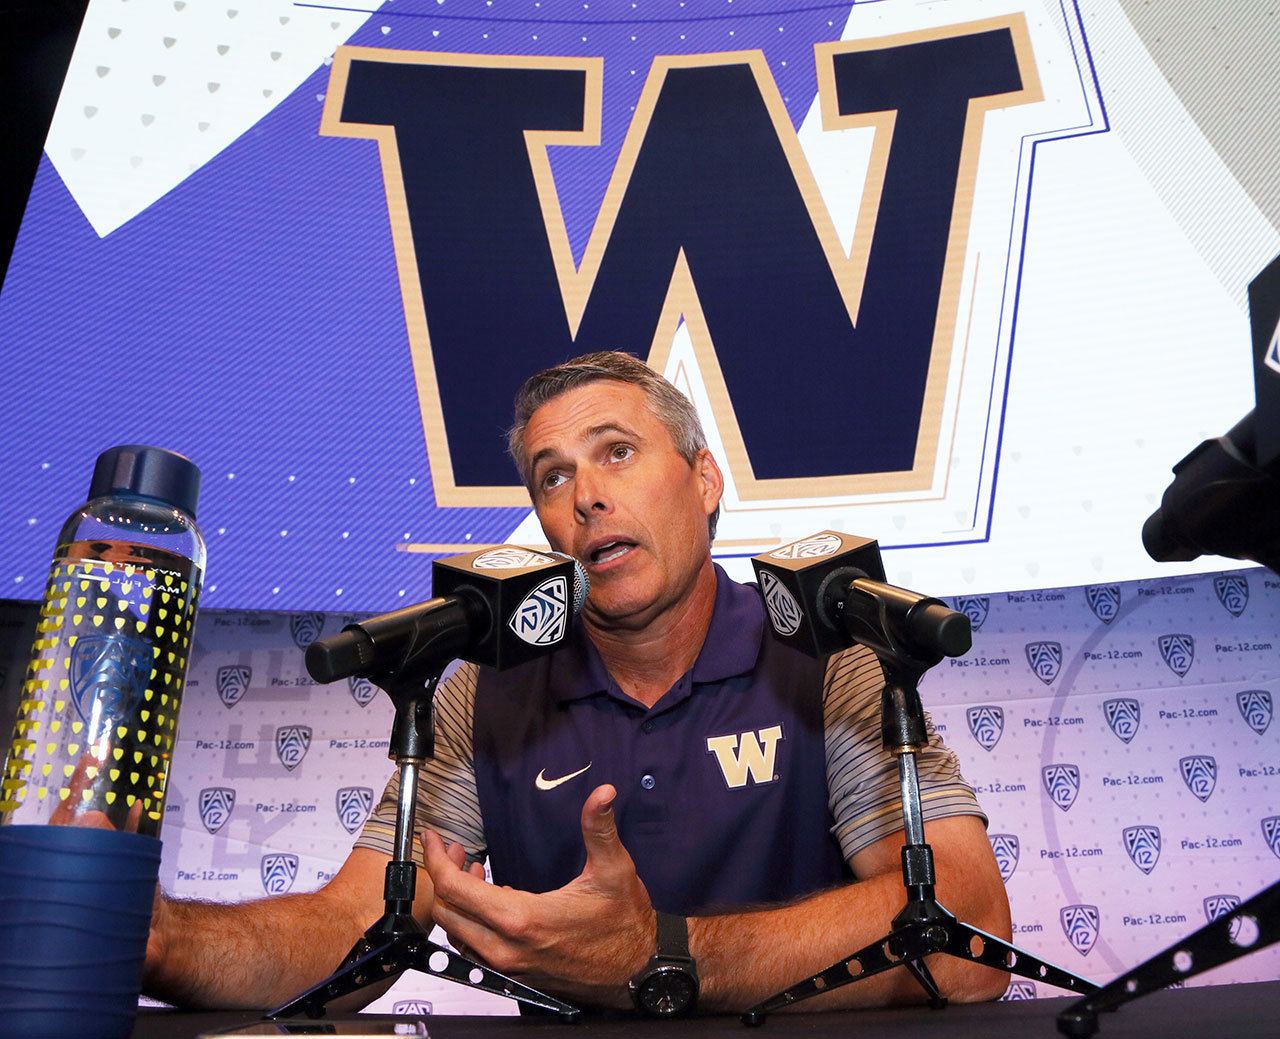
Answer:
[{"xmin": 548, "ymin": 564, "xmax": 763, "ymax": 704}]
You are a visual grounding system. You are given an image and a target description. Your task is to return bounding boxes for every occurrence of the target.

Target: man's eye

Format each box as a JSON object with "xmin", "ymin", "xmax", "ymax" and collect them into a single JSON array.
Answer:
[
  {"xmin": 541, "ymin": 472, "xmax": 565, "ymax": 491},
  {"xmin": 609, "ymin": 444, "xmax": 634, "ymax": 461}
]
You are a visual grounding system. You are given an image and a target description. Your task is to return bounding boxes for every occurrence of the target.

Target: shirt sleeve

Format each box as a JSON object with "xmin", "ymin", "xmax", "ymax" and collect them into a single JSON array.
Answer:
[
  {"xmin": 352, "ymin": 662, "xmax": 487, "ymax": 867},
  {"xmin": 824, "ymin": 644, "xmax": 986, "ymax": 863}
]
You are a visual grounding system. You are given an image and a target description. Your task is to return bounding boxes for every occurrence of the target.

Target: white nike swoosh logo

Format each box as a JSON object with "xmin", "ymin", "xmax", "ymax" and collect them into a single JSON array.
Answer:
[{"xmin": 535, "ymin": 763, "xmax": 592, "ymax": 790}]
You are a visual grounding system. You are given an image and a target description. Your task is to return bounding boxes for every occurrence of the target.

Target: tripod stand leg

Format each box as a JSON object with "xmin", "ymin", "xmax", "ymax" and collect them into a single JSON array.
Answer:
[
  {"xmin": 269, "ymin": 933, "xmax": 581, "ymax": 1020},
  {"xmin": 902, "ymin": 957, "xmax": 947, "ymax": 1009},
  {"xmin": 1056, "ymin": 880, "xmax": 1280, "ymax": 1038},
  {"xmin": 937, "ymin": 919, "xmax": 1097, "ymax": 996},
  {"xmin": 741, "ymin": 922, "xmax": 935, "ymax": 1025}
]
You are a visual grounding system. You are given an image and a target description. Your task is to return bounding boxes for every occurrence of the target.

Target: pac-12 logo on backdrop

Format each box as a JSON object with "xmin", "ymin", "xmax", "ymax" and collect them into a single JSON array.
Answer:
[
  {"xmin": 966, "ymin": 706, "xmax": 1004, "ymax": 751},
  {"xmin": 1158, "ymin": 634, "xmax": 1194, "ymax": 678},
  {"xmin": 1212, "ymin": 575, "xmax": 1249, "ymax": 617},
  {"xmin": 953, "ymin": 596, "xmax": 989, "ymax": 631},
  {"xmin": 275, "ymin": 725, "xmax": 312, "ymax": 772},
  {"xmin": 198, "ymin": 787, "xmax": 236, "ymax": 834},
  {"xmin": 336, "ymin": 786, "xmax": 375, "ymax": 834},
  {"xmin": 320, "ymin": 15, "xmax": 1055, "ymax": 524},
  {"xmin": 216, "ymin": 665, "xmax": 251, "ymax": 709},
  {"xmin": 289, "ymin": 613, "xmax": 325, "ymax": 649},
  {"xmin": 392, "ymin": 1001, "xmax": 434, "ymax": 1015},
  {"xmin": 989, "ymin": 833, "xmax": 1020, "ymax": 881},
  {"xmin": 1084, "ymin": 585, "xmax": 1121, "ymax": 624},
  {"xmin": 1060, "ymin": 905, "xmax": 1100, "ymax": 956},
  {"xmin": 349, "ymin": 675, "xmax": 378, "ymax": 708},
  {"xmin": 1179, "ymin": 755, "xmax": 1217, "ymax": 802},
  {"xmin": 1002, "ymin": 982, "xmax": 1037, "ymax": 1001},
  {"xmin": 1042, "ymin": 764, "xmax": 1080, "ymax": 812},
  {"xmin": 1237, "ymin": 690, "xmax": 1273, "ymax": 735},
  {"xmin": 261, "ymin": 853, "xmax": 299, "ymax": 895},
  {"xmin": 1025, "ymin": 641, "xmax": 1062, "ymax": 685},
  {"xmin": 1103, "ymin": 698, "xmax": 1141, "ymax": 744},
  {"xmin": 1204, "ymin": 895, "xmax": 1243, "ymax": 942},
  {"xmin": 1122, "ymin": 825, "xmax": 1161, "ymax": 875},
  {"xmin": 1265, "ymin": 817, "xmax": 1280, "ymax": 859}
]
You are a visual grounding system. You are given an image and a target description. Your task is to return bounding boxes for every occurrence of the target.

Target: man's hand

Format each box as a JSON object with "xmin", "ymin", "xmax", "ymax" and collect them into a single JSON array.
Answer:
[{"xmin": 424, "ymin": 784, "xmax": 656, "ymax": 1007}]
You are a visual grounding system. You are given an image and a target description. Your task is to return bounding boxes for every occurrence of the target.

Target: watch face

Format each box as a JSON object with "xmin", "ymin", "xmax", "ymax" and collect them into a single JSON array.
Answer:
[{"xmin": 638, "ymin": 966, "xmax": 697, "ymax": 1017}]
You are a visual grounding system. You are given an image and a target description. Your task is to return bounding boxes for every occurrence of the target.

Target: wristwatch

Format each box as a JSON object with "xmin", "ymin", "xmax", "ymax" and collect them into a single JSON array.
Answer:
[{"xmin": 629, "ymin": 912, "xmax": 699, "ymax": 1017}]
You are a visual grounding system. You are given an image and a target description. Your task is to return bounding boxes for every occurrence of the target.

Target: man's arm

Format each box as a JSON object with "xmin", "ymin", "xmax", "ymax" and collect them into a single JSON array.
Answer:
[
  {"xmin": 691, "ymin": 813, "xmax": 1012, "ymax": 1010},
  {"xmin": 425, "ymin": 789, "xmax": 1011, "ymax": 1011},
  {"xmin": 143, "ymin": 846, "xmax": 436, "ymax": 1010}
]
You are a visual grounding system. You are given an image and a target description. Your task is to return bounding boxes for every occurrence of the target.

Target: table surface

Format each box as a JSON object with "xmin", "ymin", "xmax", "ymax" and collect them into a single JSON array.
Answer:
[{"xmin": 135, "ymin": 980, "xmax": 1280, "ymax": 1039}]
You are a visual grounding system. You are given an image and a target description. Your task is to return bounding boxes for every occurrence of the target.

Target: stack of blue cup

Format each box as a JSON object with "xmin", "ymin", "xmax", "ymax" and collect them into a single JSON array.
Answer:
[{"xmin": 0, "ymin": 826, "xmax": 161, "ymax": 1039}]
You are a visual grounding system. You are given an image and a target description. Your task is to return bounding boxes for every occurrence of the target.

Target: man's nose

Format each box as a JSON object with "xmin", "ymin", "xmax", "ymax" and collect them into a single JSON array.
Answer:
[{"xmin": 574, "ymin": 465, "xmax": 611, "ymax": 521}]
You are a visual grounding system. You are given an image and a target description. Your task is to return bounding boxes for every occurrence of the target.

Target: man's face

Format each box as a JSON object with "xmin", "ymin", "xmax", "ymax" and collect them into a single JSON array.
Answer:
[{"xmin": 522, "ymin": 380, "xmax": 722, "ymax": 630}]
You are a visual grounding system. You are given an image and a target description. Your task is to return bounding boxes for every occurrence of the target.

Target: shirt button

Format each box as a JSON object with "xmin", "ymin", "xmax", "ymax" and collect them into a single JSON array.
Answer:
[
  {"xmin": 640, "ymin": 773, "xmax": 656, "ymax": 790},
  {"xmin": 642, "ymin": 721, "xmax": 654, "ymax": 734}
]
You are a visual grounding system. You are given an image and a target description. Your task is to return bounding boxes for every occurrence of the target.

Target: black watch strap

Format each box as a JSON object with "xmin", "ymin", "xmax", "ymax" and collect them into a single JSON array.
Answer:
[{"xmin": 655, "ymin": 912, "xmax": 692, "ymax": 962}]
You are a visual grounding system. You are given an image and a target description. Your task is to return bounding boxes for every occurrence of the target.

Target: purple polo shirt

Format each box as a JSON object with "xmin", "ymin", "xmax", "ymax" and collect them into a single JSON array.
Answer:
[{"xmin": 472, "ymin": 565, "xmax": 852, "ymax": 915}]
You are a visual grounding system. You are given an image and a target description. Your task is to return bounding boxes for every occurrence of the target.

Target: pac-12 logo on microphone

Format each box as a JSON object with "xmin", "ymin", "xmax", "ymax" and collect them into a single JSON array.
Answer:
[
  {"xmin": 1122, "ymin": 825, "xmax": 1161, "ymax": 875},
  {"xmin": 1103, "ymin": 698, "xmax": 1141, "ymax": 744},
  {"xmin": 198, "ymin": 787, "xmax": 236, "ymax": 834},
  {"xmin": 1084, "ymin": 585, "xmax": 1121, "ymax": 624},
  {"xmin": 1025, "ymin": 641, "xmax": 1062, "ymax": 685},
  {"xmin": 289, "ymin": 613, "xmax": 325, "ymax": 649},
  {"xmin": 216, "ymin": 665, "xmax": 252, "ymax": 709},
  {"xmin": 966, "ymin": 706, "xmax": 1004, "ymax": 751},
  {"xmin": 1179, "ymin": 755, "xmax": 1217, "ymax": 802},
  {"xmin": 1237, "ymin": 690, "xmax": 1272, "ymax": 735},
  {"xmin": 1158, "ymin": 634, "xmax": 1194, "ymax": 677},
  {"xmin": 349, "ymin": 675, "xmax": 378, "ymax": 708},
  {"xmin": 1042, "ymin": 764, "xmax": 1080, "ymax": 812},
  {"xmin": 509, "ymin": 576, "xmax": 569, "ymax": 646},
  {"xmin": 1213, "ymin": 575, "xmax": 1249, "ymax": 617},
  {"xmin": 1060, "ymin": 905, "xmax": 1100, "ymax": 956},
  {"xmin": 759, "ymin": 571, "xmax": 802, "ymax": 637},
  {"xmin": 953, "ymin": 596, "xmax": 989, "ymax": 631},
  {"xmin": 473, "ymin": 548, "xmax": 554, "ymax": 570},
  {"xmin": 989, "ymin": 834, "xmax": 1020, "ymax": 881},
  {"xmin": 336, "ymin": 786, "xmax": 375, "ymax": 834},
  {"xmin": 275, "ymin": 725, "xmax": 313, "ymax": 771},
  {"xmin": 261, "ymin": 853, "xmax": 299, "ymax": 895},
  {"xmin": 769, "ymin": 533, "xmax": 842, "ymax": 560}
]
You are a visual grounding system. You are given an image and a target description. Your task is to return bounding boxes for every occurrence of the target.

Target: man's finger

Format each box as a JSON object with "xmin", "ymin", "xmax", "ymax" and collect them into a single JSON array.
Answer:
[
  {"xmin": 580, "ymin": 784, "xmax": 633, "ymax": 877},
  {"xmin": 424, "ymin": 831, "xmax": 523, "ymax": 926}
]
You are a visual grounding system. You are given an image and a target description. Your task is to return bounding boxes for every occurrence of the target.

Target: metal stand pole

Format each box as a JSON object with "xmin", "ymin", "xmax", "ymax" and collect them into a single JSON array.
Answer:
[
  {"xmin": 269, "ymin": 673, "xmax": 580, "ymax": 1021},
  {"xmin": 742, "ymin": 658, "xmax": 1097, "ymax": 1025}
]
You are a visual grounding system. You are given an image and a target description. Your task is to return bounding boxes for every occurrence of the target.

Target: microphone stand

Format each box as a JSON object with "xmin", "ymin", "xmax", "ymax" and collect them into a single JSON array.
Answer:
[
  {"xmin": 269, "ymin": 667, "xmax": 580, "ymax": 1021},
  {"xmin": 742, "ymin": 620, "xmax": 1097, "ymax": 1024}
]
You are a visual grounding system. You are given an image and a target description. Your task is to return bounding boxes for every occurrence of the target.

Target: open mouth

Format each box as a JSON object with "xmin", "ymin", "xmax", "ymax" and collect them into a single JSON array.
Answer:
[{"xmin": 588, "ymin": 540, "xmax": 637, "ymax": 566}]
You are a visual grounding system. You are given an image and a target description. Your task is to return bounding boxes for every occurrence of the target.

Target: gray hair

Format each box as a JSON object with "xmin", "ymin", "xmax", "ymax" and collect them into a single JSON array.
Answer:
[{"xmin": 508, "ymin": 350, "xmax": 720, "ymax": 540}]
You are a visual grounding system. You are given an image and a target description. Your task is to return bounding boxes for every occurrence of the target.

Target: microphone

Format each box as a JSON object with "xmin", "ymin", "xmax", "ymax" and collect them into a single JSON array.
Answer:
[
  {"xmin": 306, "ymin": 546, "xmax": 589, "ymax": 682},
  {"xmin": 751, "ymin": 531, "xmax": 970, "ymax": 664}
]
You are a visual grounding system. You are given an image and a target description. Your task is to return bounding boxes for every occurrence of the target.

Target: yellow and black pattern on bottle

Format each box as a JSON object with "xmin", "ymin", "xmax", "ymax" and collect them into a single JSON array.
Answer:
[{"xmin": 0, "ymin": 540, "xmax": 202, "ymax": 835}]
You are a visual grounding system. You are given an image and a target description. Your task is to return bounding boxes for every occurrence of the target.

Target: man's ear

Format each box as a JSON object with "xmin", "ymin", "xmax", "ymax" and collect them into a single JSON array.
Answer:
[{"xmin": 696, "ymin": 449, "xmax": 724, "ymax": 516}]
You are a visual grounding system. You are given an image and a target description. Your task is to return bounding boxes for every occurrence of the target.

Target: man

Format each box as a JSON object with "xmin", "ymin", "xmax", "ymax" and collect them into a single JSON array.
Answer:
[{"xmin": 144, "ymin": 351, "xmax": 1010, "ymax": 1011}]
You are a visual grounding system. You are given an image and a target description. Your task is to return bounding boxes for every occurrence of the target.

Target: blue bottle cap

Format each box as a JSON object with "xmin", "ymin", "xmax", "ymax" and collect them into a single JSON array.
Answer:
[{"xmin": 89, "ymin": 445, "xmax": 202, "ymax": 519}]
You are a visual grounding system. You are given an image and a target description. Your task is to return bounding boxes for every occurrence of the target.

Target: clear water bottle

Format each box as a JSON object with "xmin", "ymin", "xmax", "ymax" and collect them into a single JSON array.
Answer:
[{"xmin": 1, "ymin": 445, "xmax": 205, "ymax": 832}]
